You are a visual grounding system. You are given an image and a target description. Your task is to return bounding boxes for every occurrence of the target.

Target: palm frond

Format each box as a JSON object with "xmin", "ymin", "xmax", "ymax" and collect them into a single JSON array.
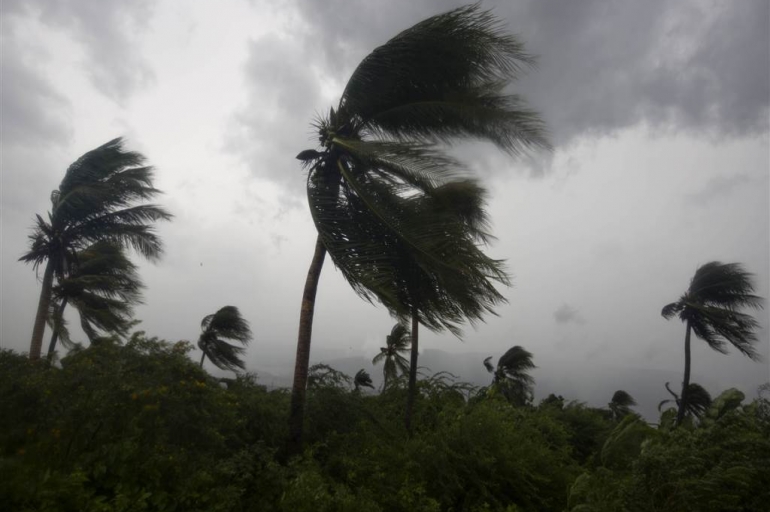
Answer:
[{"xmin": 340, "ymin": 4, "xmax": 549, "ymax": 153}]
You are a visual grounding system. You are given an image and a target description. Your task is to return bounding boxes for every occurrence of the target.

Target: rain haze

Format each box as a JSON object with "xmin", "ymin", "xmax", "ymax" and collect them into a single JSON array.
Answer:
[{"xmin": 1, "ymin": 0, "xmax": 768, "ymax": 420}]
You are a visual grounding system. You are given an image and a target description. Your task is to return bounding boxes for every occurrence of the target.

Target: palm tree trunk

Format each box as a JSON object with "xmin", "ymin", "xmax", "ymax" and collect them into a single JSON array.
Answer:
[
  {"xmin": 676, "ymin": 320, "xmax": 692, "ymax": 426},
  {"xmin": 199, "ymin": 351, "xmax": 206, "ymax": 368},
  {"xmin": 46, "ymin": 297, "xmax": 69, "ymax": 361},
  {"xmin": 405, "ymin": 309, "xmax": 419, "ymax": 433},
  {"xmin": 287, "ymin": 235, "xmax": 327, "ymax": 456},
  {"xmin": 29, "ymin": 260, "xmax": 55, "ymax": 361}
]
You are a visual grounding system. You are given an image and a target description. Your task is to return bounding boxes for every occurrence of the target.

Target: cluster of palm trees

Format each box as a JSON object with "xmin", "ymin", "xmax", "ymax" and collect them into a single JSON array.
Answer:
[{"xmin": 21, "ymin": 5, "xmax": 763, "ymax": 458}]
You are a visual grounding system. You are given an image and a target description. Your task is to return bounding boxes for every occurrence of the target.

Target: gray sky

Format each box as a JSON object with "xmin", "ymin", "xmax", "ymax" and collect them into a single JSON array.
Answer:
[{"xmin": 2, "ymin": 0, "xmax": 768, "ymax": 410}]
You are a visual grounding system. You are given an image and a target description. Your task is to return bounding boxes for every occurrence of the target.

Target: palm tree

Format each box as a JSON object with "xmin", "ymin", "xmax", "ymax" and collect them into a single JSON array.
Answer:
[
  {"xmin": 483, "ymin": 346, "xmax": 536, "ymax": 406},
  {"xmin": 608, "ymin": 390, "xmax": 637, "ymax": 421},
  {"xmin": 46, "ymin": 241, "xmax": 143, "ymax": 360},
  {"xmin": 662, "ymin": 261, "xmax": 763, "ymax": 426},
  {"xmin": 372, "ymin": 323, "xmax": 412, "ymax": 388},
  {"xmin": 20, "ymin": 138, "xmax": 172, "ymax": 360},
  {"xmin": 290, "ymin": 4, "xmax": 548, "ymax": 451},
  {"xmin": 658, "ymin": 382, "xmax": 712, "ymax": 421},
  {"xmin": 354, "ymin": 369, "xmax": 374, "ymax": 391},
  {"xmin": 198, "ymin": 306, "xmax": 252, "ymax": 372}
]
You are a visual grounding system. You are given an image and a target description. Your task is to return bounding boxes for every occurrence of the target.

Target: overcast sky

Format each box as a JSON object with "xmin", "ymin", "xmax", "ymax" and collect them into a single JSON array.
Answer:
[{"xmin": 2, "ymin": 0, "xmax": 768, "ymax": 408}]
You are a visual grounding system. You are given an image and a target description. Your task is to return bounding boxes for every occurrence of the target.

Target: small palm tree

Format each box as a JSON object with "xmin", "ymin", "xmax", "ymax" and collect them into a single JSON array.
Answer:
[
  {"xmin": 20, "ymin": 138, "xmax": 171, "ymax": 360},
  {"xmin": 483, "ymin": 346, "xmax": 536, "ymax": 406},
  {"xmin": 658, "ymin": 382, "xmax": 712, "ymax": 421},
  {"xmin": 198, "ymin": 306, "xmax": 252, "ymax": 372},
  {"xmin": 46, "ymin": 241, "xmax": 143, "ymax": 359},
  {"xmin": 608, "ymin": 390, "xmax": 637, "ymax": 421},
  {"xmin": 662, "ymin": 261, "xmax": 763, "ymax": 426},
  {"xmin": 372, "ymin": 323, "xmax": 412, "ymax": 388},
  {"xmin": 354, "ymin": 369, "xmax": 375, "ymax": 392}
]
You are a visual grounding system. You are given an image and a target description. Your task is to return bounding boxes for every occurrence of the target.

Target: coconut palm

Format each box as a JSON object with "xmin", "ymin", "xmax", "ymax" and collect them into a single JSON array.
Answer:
[
  {"xmin": 608, "ymin": 390, "xmax": 637, "ymax": 421},
  {"xmin": 46, "ymin": 241, "xmax": 143, "ymax": 359},
  {"xmin": 662, "ymin": 261, "xmax": 763, "ymax": 426},
  {"xmin": 483, "ymin": 346, "xmax": 536, "ymax": 406},
  {"xmin": 198, "ymin": 306, "xmax": 252, "ymax": 373},
  {"xmin": 20, "ymin": 138, "xmax": 171, "ymax": 360},
  {"xmin": 658, "ymin": 382, "xmax": 712, "ymax": 421},
  {"xmin": 354, "ymin": 369, "xmax": 375, "ymax": 391},
  {"xmin": 372, "ymin": 323, "xmax": 412, "ymax": 388},
  {"xmin": 290, "ymin": 4, "xmax": 548, "ymax": 450}
]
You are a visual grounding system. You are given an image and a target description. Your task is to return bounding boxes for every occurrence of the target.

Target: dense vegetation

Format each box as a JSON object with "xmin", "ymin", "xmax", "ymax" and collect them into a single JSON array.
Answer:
[
  {"xmin": 2, "ymin": 338, "xmax": 768, "ymax": 511},
  {"xmin": 10, "ymin": 4, "xmax": 766, "ymax": 511}
]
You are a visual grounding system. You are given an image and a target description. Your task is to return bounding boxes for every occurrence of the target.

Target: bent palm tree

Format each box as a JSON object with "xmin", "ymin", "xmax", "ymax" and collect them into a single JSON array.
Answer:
[
  {"xmin": 354, "ymin": 369, "xmax": 374, "ymax": 391},
  {"xmin": 658, "ymin": 381, "xmax": 712, "ymax": 421},
  {"xmin": 483, "ymin": 345, "xmax": 536, "ymax": 406},
  {"xmin": 662, "ymin": 261, "xmax": 763, "ymax": 426},
  {"xmin": 198, "ymin": 306, "xmax": 252, "ymax": 372},
  {"xmin": 608, "ymin": 390, "xmax": 637, "ymax": 421},
  {"xmin": 20, "ymin": 138, "xmax": 171, "ymax": 360},
  {"xmin": 372, "ymin": 323, "xmax": 412, "ymax": 388},
  {"xmin": 290, "ymin": 4, "xmax": 548, "ymax": 452},
  {"xmin": 47, "ymin": 241, "xmax": 143, "ymax": 359}
]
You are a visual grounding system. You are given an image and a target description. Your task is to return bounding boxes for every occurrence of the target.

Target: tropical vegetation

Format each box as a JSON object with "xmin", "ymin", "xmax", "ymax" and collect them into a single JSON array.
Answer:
[
  {"xmin": 290, "ymin": 2, "xmax": 548, "ymax": 452},
  {"xmin": 20, "ymin": 138, "xmax": 171, "ymax": 360},
  {"xmin": 662, "ymin": 261, "xmax": 763, "ymax": 425},
  {"xmin": 372, "ymin": 323, "xmax": 411, "ymax": 388},
  {"xmin": 197, "ymin": 306, "xmax": 253, "ymax": 372}
]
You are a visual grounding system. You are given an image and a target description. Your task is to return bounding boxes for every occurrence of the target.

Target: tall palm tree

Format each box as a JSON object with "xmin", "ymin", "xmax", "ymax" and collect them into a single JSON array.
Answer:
[
  {"xmin": 483, "ymin": 345, "xmax": 536, "ymax": 406},
  {"xmin": 658, "ymin": 382, "xmax": 712, "ymax": 422},
  {"xmin": 353, "ymin": 369, "xmax": 374, "ymax": 392},
  {"xmin": 198, "ymin": 306, "xmax": 252, "ymax": 373},
  {"xmin": 372, "ymin": 323, "xmax": 412, "ymax": 388},
  {"xmin": 290, "ymin": 4, "xmax": 548, "ymax": 451},
  {"xmin": 20, "ymin": 138, "xmax": 171, "ymax": 360},
  {"xmin": 608, "ymin": 390, "xmax": 637, "ymax": 421},
  {"xmin": 46, "ymin": 241, "xmax": 143, "ymax": 359},
  {"xmin": 662, "ymin": 261, "xmax": 763, "ymax": 426}
]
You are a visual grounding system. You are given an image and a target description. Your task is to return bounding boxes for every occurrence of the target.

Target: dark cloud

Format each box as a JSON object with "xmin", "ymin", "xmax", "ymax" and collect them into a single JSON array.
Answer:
[
  {"xmin": 554, "ymin": 303, "xmax": 585, "ymax": 325},
  {"xmin": 2, "ymin": 0, "xmax": 156, "ymax": 103},
  {"xmin": 286, "ymin": 0, "xmax": 769, "ymax": 149},
  {"xmin": 225, "ymin": 33, "xmax": 326, "ymax": 191}
]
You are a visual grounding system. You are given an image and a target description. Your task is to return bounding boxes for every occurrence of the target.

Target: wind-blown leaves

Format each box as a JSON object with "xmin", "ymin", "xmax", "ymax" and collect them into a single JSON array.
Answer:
[
  {"xmin": 484, "ymin": 345, "xmax": 536, "ymax": 406},
  {"xmin": 21, "ymin": 138, "xmax": 172, "ymax": 360},
  {"xmin": 198, "ymin": 306, "xmax": 252, "ymax": 373},
  {"xmin": 372, "ymin": 323, "xmax": 411, "ymax": 387}
]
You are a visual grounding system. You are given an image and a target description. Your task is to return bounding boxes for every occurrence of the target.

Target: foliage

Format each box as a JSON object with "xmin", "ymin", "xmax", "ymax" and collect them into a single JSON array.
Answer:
[
  {"xmin": 372, "ymin": 323, "xmax": 411, "ymax": 387},
  {"xmin": 662, "ymin": 261, "xmax": 763, "ymax": 425},
  {"xmin": 198, "ymin": 306, "xmax": 252, "ymax": 372},
  {"xmin": 483, "ymin": 346, "xmax": 536, "ymax": 406},
  {"xmin": 21, "ymin": 137, "xmax": 172, "ymax": 359},
  {"xmin": 48, "ymin": 241, "xmax": 144, "ymax": 354},
  {"xmin": 2, "ymin": 340, "xmax": 766, "ymax": 511},
  {"xmin": 607, "ymin": 390, "xmax": 637, "ymax": 422}
]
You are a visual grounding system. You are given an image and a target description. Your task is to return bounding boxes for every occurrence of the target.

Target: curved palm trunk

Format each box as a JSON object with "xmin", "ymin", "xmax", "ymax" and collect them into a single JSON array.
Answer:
[
  {"xmin": 405, "ymin": 309, "xmax": 419, "ymax": 433},
  {"xmin": 287, "ymin": 235, "xmax": 327, "ymax": 456},
  {"xmin": 46, "ymin": 297, "xmax": 69, "ymax": 361},
  {"xmin": 29, "ymin": 261, "xmax": 55, "ymax": 361},
  {"xmin": 676, "ymin": 320, "xmax": 692, "ymax": 426}
]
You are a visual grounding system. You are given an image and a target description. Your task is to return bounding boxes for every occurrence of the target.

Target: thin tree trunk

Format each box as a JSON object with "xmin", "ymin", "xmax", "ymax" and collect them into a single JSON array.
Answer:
[
  {"xmin": 199, "ymin": 351, "xmax": 206, "ymax": 368},
  {"xmin": 405, "ymin": 309, "xmax": 419, "ymax": 433},
  {"xmin": 46, "ymin": 297, "xmax": 69, "ymax": 361},
  {"xmin": 29, "ymin": 260, "xmax": 55, "ymax": 361},
  {"xmin": 287, "ymin": 235, "xmax": 327, "ymax": 456},
  {"xmin": 676, "ymin": 320, "xmax": 692, "ymax": 426}
]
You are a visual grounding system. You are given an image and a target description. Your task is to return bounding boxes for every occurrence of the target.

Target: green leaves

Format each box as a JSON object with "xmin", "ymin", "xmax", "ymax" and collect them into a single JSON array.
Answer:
[
  {"xmin": 663, "ymin": 261, "xmax": 763, "ymax": 359},
  {"xmin": 198, "ymin": 306, "xmax": 252, "ymax": 372}
]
